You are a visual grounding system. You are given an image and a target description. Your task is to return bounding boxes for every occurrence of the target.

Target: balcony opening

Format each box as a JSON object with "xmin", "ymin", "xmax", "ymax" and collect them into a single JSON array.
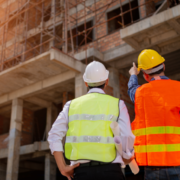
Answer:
[
  {"xmin": 67, "ymin": 20, "xmax": 94, "ymax": 51},
  {"xmin": 107, "ymin": 0, "xmax": 140, "ymax": 34},
  {"xmin": 33, "ymin": 108, "xmax": 47, "ymax": 142}
]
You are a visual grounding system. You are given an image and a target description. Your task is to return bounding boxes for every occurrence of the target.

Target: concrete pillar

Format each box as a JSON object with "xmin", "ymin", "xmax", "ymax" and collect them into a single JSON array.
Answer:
[
  {"xmin": 75, "ymin": 74, "xmax": 87, "ymax": 98},
  {"xmin": 45, "ymin": 154, "xmax": 56, "ymax": 180},
  {"xmin": 108, "ymin": 68, "xmax": 120, "ymax": 98},
  {"xmin": 6, "ymin": 99, "xmax": 23, "ymax": 180},
  {"xmin": 0, "ymin": 162, "xmax": 6, "ymax": 180}
]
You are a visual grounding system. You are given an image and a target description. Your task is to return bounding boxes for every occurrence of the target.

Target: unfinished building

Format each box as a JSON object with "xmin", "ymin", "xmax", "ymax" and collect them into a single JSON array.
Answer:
[{"xmin": 0, "ymin": 0, "xmax": 180, "ymax": 179}]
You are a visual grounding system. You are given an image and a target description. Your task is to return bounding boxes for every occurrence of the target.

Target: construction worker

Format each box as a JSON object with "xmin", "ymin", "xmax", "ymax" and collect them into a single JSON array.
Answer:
[
  {"xmin": 48, "ymin": 61, "xmax": 135, "ymax": 180},
  {"xmin": 128, "ymin": 49, "xmax": 180, "ymax": 179}
]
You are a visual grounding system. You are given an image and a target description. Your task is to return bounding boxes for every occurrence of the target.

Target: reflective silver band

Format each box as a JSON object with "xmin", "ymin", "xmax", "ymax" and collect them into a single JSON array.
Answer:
[
  {"xmin": 66, "ymin": 136, "xmax": 114, "ymax": 144},
  {"xmin": 69, "ymin": 114, "xmax": 118, "ymax": 122},
  {"xmin": 143, "ymin": 64, "xmax": 164, "ymax": 74}
]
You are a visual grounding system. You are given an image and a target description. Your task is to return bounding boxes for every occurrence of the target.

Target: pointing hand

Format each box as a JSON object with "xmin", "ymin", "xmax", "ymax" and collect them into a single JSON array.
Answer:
[{"xmin": 129, "ymin": 62, "xmax": 140, "ymax": 76}]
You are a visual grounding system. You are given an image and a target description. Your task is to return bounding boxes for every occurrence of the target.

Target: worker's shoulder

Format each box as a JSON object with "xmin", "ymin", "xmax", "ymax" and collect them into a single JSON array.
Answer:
[
  {"xmin": 168, "ymin": 79, "xmax": 180, "ymax": 84},
  {"xmin": 72, "ymin": 93, "xmax": 119, "ymax": 102}
]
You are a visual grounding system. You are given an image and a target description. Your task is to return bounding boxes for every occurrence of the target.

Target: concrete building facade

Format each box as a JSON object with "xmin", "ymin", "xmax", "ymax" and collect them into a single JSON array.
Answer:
[{"xmin": 0, "ymin": 0, "xmax": 180, "ymax": 179}]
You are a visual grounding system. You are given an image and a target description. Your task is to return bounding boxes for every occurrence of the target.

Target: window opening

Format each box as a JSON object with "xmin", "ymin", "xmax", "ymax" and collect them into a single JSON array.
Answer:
[
  {"xmin": 107, "ymin": 0, "xmax": 140, "ymax": 34},
  {"xmin": 68, "ymin": 20, "xmax": 93, "ymax": 51}
]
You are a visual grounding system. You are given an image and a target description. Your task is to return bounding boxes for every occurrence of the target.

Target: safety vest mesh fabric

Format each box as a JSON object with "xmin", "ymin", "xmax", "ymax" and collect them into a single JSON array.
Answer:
[
  {"xmin": 65, "ymin": 93, "xmax": 119, "ymax": 162},
  {"xmin": 132, "ymin": 79, "xmax": 180, "ymax": 166}
]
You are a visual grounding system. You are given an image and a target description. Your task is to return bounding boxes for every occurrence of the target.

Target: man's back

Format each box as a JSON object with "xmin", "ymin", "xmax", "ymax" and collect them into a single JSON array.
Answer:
[
  {"xmin": 65, "ymin": 93, "xmax": 119, "ymax": 162},
  {"xmin": 132, "ymin": 79, "xmax": 180, "ymax": 166}
]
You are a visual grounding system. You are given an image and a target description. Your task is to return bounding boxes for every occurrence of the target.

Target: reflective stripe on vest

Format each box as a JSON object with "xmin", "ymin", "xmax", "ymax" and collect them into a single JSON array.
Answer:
[
  {"xmin": 132, "ymin": 126, "xmax": 180, "ymax": 136},
  {"xmin": 66, "ymin": 136, "xmax": 114, "ymax": 144},
  {"xmin": 65, "ymin": 93, "xmax": 119, "ymax": 162},
  {"xmin": 69, "ymin": 114, "xmax": 118, "ymax": 122},
  {"xmin": 132, "ymin": 79, "xmax": 180, "ymax": 166},
  {"xmin": 135, "ymin": 144, "xmax": 180, "ymax": 153}
]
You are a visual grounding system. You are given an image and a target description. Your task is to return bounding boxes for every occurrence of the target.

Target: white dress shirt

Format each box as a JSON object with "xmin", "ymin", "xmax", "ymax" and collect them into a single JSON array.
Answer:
[{"xmin": 48, "ymin": 88, "xmax": 135, "ymax": 165}]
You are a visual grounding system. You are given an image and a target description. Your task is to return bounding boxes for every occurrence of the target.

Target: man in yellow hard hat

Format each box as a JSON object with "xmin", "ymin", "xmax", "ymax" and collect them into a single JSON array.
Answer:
[
  {"xmin": 48, "ymin": 61, "xmax": 135, "ymax": 180},
  {"xmin": 128, "ymin": 49, "xmax": 180, "ymax": 179}
]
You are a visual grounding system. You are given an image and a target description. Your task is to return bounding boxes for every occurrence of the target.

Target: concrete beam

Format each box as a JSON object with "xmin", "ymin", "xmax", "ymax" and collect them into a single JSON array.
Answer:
[
  {"xmin": 6, "ymin": 99, "xmax": 23, "ymax": 180},
  {"xmin": 120, "ymin": 5, "xmax": 180, "ymax": 50},
  {"xmin": 160, "ymin": 38, "xmax": 180, "ymax": 55},
  {"xmin": 74, "ymin": 48, "xmax": 104, "ymax": 61},
  {"xmin": 167, "ymin": 19, "xmax": 180, "ymax": 35},
  {"xmin": 120, "ymin": 5, "xmax": 180, "ymax": 39},
  {"xmin": 114, "ymin": 52, "xmax": 140, "ymax": 69},
  {"xmin": 25, "ymin": 97, "xmax": 51, "ymax": 108},
  {"xmin": 0, "ymin": 70, "xmax": 76, "ymax": 106},
  {"xmin": 104, "ymin": 44, "xmax": 135, "ymax": 62},
  {"xmin": 114, "ymin": 38, "xmax": 180, "ymax": 69},
  {"xmin": 45, "ymin": 154, "xmax": 56, "ymax": 180},
  {"xmin": 0, "ymin": 141, "xmax": 49, "ymax": 159},
  {"xmin": 50, "ymin": 48, "xmax": 85, "ymax": 73}
]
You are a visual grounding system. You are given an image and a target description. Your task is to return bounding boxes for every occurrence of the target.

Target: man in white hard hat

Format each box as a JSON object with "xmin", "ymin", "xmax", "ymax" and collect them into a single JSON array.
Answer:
[{"xmin": 48, "ymin": 61, "xmax": 135, "ymax": 180}]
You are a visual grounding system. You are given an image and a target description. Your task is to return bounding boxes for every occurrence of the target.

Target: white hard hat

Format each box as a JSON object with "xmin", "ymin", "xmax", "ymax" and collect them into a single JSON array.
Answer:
[{"xmin": 83, "ymin": 61, "xmax": 109, "ymax": 86}]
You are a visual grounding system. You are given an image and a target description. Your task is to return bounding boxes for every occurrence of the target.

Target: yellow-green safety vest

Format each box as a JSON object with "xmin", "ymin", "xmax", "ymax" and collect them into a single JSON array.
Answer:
[{"xmin": 65, "ymin": 93, "xmax": 119, "ymax": 162}]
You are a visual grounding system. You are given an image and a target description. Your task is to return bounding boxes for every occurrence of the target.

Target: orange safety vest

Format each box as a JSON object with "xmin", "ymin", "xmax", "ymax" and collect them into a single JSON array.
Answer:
[{"xmin": 132, "ymin": 79, "xmax": 180, "ymax": 166}]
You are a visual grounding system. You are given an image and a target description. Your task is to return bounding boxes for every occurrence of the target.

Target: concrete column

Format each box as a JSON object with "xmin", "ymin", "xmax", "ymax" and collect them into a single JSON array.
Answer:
[
  {"xmin": 75, "ymin": 74, "xmax": 87, "ymax": 98},
  {"xmin": 0, "ymin": 162, "xmax": 6, "ymax": 180},
  {"xmin": 108, "ymin": 68, "xmax": 120, "ymax": 98},
  {"xmin": 6, "ymin": 99, "xmax": 23, "ymax": 180},
  {"xmin": 45, "ymin": 154, "xmax": 56, "ymax": 180}
]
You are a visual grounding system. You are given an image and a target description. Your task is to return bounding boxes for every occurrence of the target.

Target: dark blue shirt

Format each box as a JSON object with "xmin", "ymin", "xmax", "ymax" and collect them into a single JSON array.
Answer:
[{"xmin": 128, "ymin": 75, "xmax": 169, "ymax": 103}]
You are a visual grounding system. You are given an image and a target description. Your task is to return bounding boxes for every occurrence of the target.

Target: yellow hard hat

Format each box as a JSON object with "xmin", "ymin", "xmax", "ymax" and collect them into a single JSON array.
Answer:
[{"xmin": 138, "ymin": 49, "xmax": 165, "ymax": 71}]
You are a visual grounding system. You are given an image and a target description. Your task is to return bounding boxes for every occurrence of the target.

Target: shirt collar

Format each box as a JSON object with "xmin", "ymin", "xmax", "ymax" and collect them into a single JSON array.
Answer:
[
  {"xmin": 151, "ymin": 76, "xmax": 169, "ymax": 81},
  {"xmin": 88, "ymin": 88, "xmax": 106, "ymax": 94}
]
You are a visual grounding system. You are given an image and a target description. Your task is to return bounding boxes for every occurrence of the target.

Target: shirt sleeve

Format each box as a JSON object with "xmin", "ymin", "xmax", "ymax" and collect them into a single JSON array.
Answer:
[
  {"xmin": 128, "ymin": 75, "xmax": 141, "ymax": 103},
  {"xmin": 47, "ymin": 101, "xmax": 71, "ymax": 155},
  {"xmin": 118, "ymin": 100, "xmax": 135, "ymax": 159}
]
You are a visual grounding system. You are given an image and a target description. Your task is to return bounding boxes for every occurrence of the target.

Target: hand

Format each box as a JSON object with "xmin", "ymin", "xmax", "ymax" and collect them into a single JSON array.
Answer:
[
  {"xmin": 54, "ymin": 152, "xmax": 80, "ymax": 180},
  {"xmin": 129, "ymin": 62, "xmax": 139, "ymax": 76},
  {"xmin": 60, "ymin": 163, "xmax": 80, "ymax": 180},
  {"xmin": 122, "ymin": 156, "xmax": 134, "ymax": 165}
]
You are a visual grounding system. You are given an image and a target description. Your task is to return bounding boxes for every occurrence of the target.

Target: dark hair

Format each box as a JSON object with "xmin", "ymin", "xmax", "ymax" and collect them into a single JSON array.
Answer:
[
  {"xmin": 148, "ymin": 64, "xmax": 164, "ymax": 76},
  {"xmin": 88, "ymin": 83, "xmax": 106, "ymax": 90}
]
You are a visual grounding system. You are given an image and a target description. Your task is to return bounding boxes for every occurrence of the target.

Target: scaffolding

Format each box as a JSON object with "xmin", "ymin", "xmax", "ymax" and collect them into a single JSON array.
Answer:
[{"xmin": 0, "ymin": 0, "xmax": 178, "ymax": 72}]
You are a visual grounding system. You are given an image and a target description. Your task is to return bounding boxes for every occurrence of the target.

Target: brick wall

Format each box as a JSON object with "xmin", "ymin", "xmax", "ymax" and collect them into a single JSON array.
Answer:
[
  {"xmin": 62, "ymin": 92, "xmax": 75, "ymax": 107},
  {"xmin": 105, "ymin": 85, "xmax": 114, "ymax": 96},
  {"xmin": 119, "ymin": 73, "xmax": 135, "ymax": 122},
  {"xmin": 0, "ymin": 115, "xmax": 8, "ymax": 150},
  {"xmin": 0, "ymin": 115, "xmax": 10, "ymax": 135},
  {"xmin": 0, "ymin": 133, "xmax": 8, "ymax": 149},
  {"xmin": 0, "ymin": 115, "xmax": 4, "ymax": 135},
  {"xmin": 0, "ymin": 115, "xmax": 10, "ymax": 149},
  {"xmin": 21, "ymin": 108, "xmax": 34, "ymax": 146},
  {"xmin": 69, "ymin": 0, "xmax": 157, "ymax": 54}
]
